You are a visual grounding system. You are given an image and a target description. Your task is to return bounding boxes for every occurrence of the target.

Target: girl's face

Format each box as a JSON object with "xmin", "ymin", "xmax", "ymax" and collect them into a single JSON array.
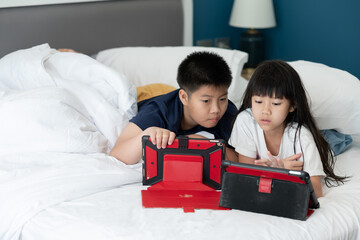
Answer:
[{"xmin": 251, "ymin": 94, "xmax": 295, "ymax": 134}]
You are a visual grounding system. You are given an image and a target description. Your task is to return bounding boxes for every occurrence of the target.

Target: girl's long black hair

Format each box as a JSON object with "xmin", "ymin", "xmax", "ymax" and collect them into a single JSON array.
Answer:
[{"xmin": 236, "ymin": 60, "xmax": 346, "ymax": 187}]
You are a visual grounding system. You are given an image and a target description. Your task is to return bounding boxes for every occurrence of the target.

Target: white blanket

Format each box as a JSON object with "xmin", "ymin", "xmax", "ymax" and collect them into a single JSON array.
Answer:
[
  {"xmin": 0, "ymin": 44, "xmax": 137, "ymax": 152},
  {"xmin": 18, "ymin": 142, "xmax": 360, "ymax": 240},
  {"xmin": 0, "ymin": 152, "xmax": 142, "ymax": 240},
  {"xmin": 0, "ymin": 44, "xmax": 141, "ymax": 239}
]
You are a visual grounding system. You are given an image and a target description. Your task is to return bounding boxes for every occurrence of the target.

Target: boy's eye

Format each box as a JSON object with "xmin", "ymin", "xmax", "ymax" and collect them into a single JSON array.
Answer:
[
  {"xmin": 202, "ymin": 99, "xmax": 209, "ymax": 103},
  {"xmin": 220, "ymin": 97, "xmax": 227, "ymax": 102}
]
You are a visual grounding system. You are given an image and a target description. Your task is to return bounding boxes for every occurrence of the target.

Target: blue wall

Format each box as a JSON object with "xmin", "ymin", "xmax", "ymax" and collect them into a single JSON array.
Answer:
[
  {"xmin": 193, "ymin": 0, "xmax": 360, "ymax": 79},
  {"xmin": 193, "ymin": 0, "xmax": 242, "ymax": 49}
]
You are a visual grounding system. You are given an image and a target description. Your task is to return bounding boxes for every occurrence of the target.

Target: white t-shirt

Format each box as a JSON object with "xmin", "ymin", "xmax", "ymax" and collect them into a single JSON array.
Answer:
[{"xmin": 229, "ymin": 109, "xmax": 325, "ymax": 177}]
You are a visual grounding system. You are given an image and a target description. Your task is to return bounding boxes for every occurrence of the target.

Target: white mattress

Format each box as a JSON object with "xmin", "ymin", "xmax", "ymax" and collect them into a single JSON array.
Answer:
[{"xmin": 18, "ymin": 139, "xmax": 360, "ymax": 240}]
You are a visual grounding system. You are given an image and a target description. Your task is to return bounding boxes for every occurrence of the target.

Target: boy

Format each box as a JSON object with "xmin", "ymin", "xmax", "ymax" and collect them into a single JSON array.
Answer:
[{"xmin": 110, "ymin": 51, "xmax": 237, "ymax": 164}]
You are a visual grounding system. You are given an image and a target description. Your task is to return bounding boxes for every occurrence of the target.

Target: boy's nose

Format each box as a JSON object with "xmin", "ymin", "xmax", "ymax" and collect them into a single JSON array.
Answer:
[{"xmin": 211, "ymin": 102, "xmax": 220, "ymax": 114}]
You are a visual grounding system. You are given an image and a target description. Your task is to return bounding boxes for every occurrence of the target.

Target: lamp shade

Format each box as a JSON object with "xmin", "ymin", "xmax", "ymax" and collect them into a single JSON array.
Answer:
[{"xmin": 229, "ymin": 0, "xmax": 276, "ymax": 29}]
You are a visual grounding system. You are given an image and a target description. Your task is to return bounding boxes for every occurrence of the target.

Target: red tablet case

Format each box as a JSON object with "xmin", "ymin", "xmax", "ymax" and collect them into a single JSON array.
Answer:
[
  {"xmin": 141, "ymin": 136, "xmax": 228, "ymax": 212},
  {"xmin": 219, "ymin": 160, "xmax": 320, "ymax": 220}
]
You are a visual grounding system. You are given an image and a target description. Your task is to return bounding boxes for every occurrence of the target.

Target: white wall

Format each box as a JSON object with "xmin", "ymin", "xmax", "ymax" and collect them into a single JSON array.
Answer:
[{"xmin": 181, "ymin": 0, "xmax": 193, "ymax": 46}]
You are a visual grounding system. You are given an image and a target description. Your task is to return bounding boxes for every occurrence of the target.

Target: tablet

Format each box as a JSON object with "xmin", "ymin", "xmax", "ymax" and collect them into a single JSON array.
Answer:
[
  {"xmin": 142, "ymin": 135, "xmax": 225, "ymax": 189},
  {"xmin": 219, "ymin": 160, "xmax": 319, "ymax": 220}
]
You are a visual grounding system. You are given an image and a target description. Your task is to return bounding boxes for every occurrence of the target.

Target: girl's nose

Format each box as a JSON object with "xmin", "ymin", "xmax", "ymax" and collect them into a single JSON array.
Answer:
[{"xmin": 262, "ymin": 103, "xmax": 271, "ymax": 115}]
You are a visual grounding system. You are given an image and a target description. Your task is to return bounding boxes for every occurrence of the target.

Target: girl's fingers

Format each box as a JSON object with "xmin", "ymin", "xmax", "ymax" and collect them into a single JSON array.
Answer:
[
  {"xmin": 285, "ymin": 153, "xmax": 302, "ymax": 161},
  {"xmin": 266, "ymin": 151, "xmax": 281, "ymax": 167},
  {"xmin": 292, "ymin": 161, "xmax": 303, "ymax": 167},
  {"xmin": 276, "ymin": 158, "xmax": 284, "ymax": 168},
  {"xmin": 254, "ymin": 161, "xmax": 268, "ymax": 167},
  {"xmin": 255, "ymin": 159, "xmax": 272, "ymax": 167}
]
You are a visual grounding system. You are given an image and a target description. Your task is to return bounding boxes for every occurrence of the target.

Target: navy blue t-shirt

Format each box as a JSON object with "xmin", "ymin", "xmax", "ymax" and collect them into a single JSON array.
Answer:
[{"xmin": 130, "ymin": 89, "xmax": 237, "ymax": 142}]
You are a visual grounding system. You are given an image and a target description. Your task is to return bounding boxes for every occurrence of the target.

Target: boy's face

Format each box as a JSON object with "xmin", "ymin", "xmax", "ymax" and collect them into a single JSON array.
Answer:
[{"xmin": 179, "ymin": 85, "xmax": 229, "ymax": 130}]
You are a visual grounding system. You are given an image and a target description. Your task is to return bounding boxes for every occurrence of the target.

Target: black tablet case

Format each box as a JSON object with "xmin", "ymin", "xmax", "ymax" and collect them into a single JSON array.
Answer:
[{"xmin": 219, "ymin": 160, "xmax": 319, "ymax": 220}]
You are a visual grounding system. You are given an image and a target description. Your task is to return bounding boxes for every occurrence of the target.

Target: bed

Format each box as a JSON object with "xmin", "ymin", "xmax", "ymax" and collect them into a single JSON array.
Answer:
[{"xmin": 1, "ymin": 1, "xmax": 360, "ymax": 239}]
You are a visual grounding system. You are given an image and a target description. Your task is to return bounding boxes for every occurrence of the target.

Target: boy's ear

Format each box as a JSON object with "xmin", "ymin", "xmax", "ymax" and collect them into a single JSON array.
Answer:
[{"xmin": 179, "ymin": 89, "xmax": 189, "ymax": 105}]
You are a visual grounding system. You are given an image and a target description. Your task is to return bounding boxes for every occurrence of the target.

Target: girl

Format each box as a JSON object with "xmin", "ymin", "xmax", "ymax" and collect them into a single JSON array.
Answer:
[{"xmin": 228, "ymin": 60, "xmax": 346, "ymax": 198}]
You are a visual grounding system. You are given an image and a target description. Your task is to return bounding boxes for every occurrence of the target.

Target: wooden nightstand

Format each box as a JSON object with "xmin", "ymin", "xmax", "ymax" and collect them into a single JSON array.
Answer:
[{"xmin": 241, "ymin": 68, "xmax": 256, "ymax": 80}]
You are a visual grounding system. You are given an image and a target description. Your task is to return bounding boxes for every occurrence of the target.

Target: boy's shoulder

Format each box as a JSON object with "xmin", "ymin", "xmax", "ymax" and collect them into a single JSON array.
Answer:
[
  {"xmin": 131, "ymin": 88, "xmax": 182, "ymax": 131},
  {"xmin": 138, "ymin": 88, "xmax": 180, "ymax": 110},
  {"xmin": 227, "ymin": 100, "xmax": 238, "ymax": 115}
]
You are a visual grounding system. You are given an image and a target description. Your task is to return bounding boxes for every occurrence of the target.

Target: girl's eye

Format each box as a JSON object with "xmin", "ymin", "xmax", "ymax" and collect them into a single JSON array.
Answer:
[
  {"xmin": 220, "ymin": 97, "xmax": 227, "ymax": 102},
  {"xmin": 254, "ymin": 100, "xmax": 262, "ymax": 104},
  {"xmin": 273, "ymin": 102, "xmax": 281, "ymax": 106}
]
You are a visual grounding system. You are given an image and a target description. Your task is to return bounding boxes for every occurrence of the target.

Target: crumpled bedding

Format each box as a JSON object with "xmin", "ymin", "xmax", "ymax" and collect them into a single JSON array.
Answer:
[
  {"xmin": 12, "ymin": 141, "xmax": 360, "ymax": 240},
  {"xmin": 0, "ymin": 44, "xmax": 141, "ymax": 240},
  {"xmin": 0, "ymin": 45, "xmax": 359, "ymax": 240},
  {"xmin": 0, "ymin": 152, "xmax": 142, "ymax": 240},
  {"xmin": 0, "ymin": 44, "xmax": 137, "ymax": 152}
]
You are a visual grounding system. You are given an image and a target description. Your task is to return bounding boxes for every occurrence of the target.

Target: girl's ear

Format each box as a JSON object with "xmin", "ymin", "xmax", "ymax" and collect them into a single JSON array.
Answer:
[
  {"xmin": 289, "ymin": 105, "xmax": 296, "ymax": 113},
  {"xmin": 179, "ymin": 89, "xmax": 189, "ymax": 106}
]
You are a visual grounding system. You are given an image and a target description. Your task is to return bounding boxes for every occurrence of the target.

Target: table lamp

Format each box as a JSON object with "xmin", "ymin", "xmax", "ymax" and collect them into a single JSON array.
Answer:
[{"xmin": 229, "ymin": 0, "xmax": 276, "ymax": 68}]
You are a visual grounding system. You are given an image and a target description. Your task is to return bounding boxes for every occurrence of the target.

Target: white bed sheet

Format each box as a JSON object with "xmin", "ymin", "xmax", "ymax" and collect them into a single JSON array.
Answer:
[{"xmin": 17, "ymin": 140, "xmax": 360, "ymax": 240}]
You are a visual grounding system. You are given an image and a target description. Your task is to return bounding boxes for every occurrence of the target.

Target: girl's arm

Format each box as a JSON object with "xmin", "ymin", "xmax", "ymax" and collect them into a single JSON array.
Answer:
[
  {"xmin": 237, "ymin": 153, "xmax": 256, "ymax": 164},
  {"xmin": 225, "ymin": 148, "xmax": 240, "ymax": 162},
  {"xmin": 311, "ymin": 176, "xmax": 323, "ymax": 198}
]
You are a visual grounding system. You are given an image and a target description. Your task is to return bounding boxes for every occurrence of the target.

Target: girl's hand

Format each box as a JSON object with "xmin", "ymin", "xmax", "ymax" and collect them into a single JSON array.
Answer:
[
  {"xmin": 254, "ymin": 151, "xmax": 303, "ymax": 170},
  {"xmin": 281, "ymin": 153, "xmax": 303, "ymax": 170},
  {"xmin": 254, "ymin": 157, "xmax": 279, "ymax": 168},
  {"xmin": 254, "ymin": 151, "xmax": 283, "ymax": 168}
]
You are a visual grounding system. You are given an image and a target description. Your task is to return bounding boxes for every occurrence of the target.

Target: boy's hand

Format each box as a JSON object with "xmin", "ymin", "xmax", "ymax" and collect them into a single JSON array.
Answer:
[
  {"xmin": 254, "ymin": 151, "xmax": 303, "ymax": 170},
  {"xmin": 57, "ymin": 48, "xmax": 78, "ymax": 53},
  {"xmin": 145, "ymin": 127, "xmax": 176, "ymax": 149}
]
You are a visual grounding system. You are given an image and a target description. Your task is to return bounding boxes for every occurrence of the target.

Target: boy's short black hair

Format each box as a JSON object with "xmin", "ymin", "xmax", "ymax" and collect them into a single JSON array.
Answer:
[{"xmin": 176, "ymin": 51, "xmax": 232, "ymax": 94}]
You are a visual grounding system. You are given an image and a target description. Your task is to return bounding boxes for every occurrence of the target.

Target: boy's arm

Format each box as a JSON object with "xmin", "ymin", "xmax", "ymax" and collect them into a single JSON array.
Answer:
[
  {"xmin": 109, "ymin": 123, "xmax": 144, "ymax": 165},
  {"xmin": 110, "ymin": 122, "xmax": 176, "ymax": 165}
]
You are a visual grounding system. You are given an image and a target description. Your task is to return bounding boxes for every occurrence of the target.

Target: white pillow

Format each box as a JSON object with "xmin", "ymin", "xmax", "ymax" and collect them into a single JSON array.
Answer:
[
  {"xmin": 288, "ymin": 60, "xmax": 360, "ymax": 135},
  {"xmin": 96, "ymin": 46, "xmax": 248, "ymax": 108}
]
